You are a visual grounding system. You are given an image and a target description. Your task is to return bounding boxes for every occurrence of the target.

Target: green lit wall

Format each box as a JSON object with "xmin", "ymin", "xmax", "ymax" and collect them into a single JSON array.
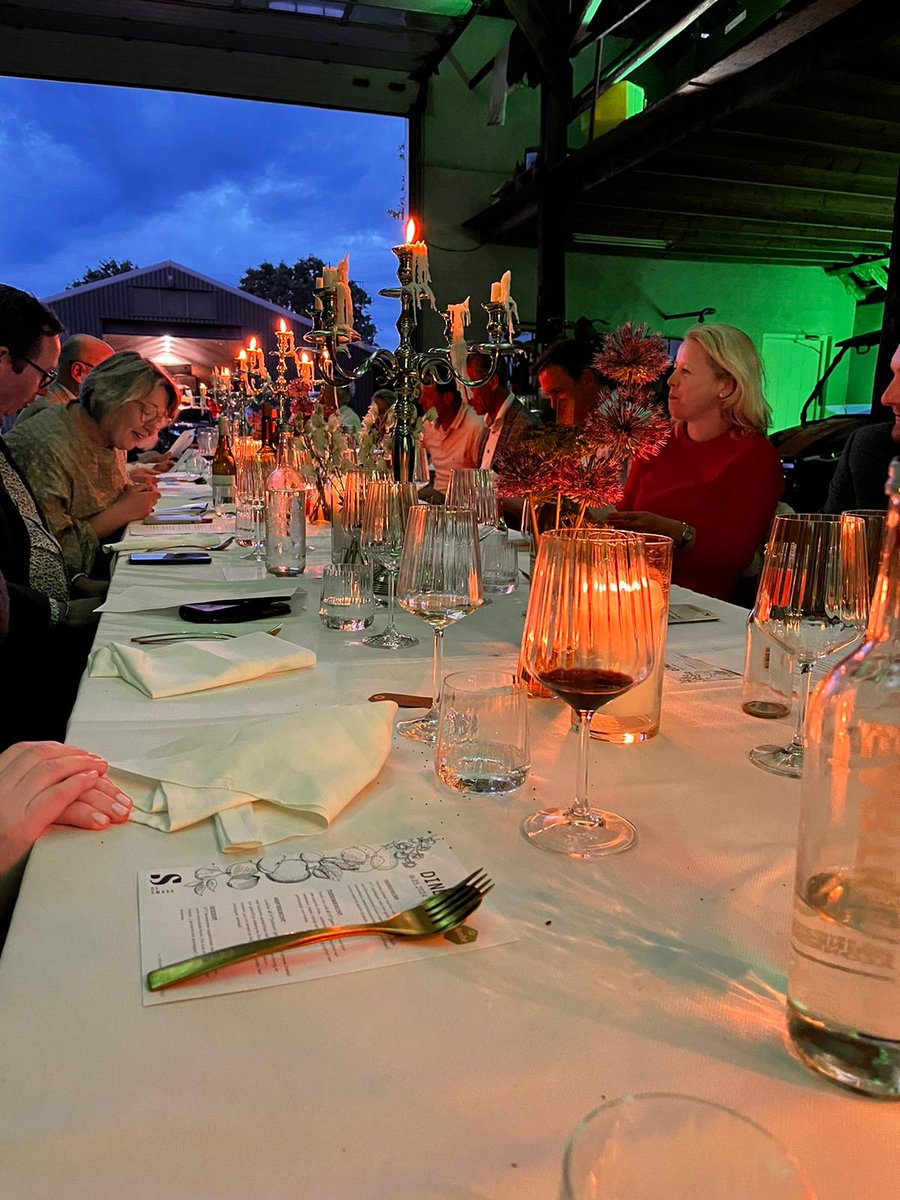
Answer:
[
  {"xmin": 566, "ymin": 255, "xmax": 862, "ymax": 430},
  {"xmin": 420, "ymin": 19, "xmax": 879, "ymax": 428}
]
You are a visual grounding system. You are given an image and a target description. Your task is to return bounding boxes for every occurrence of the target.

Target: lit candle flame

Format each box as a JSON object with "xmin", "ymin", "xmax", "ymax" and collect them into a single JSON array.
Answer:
[
  {"xmin": 248, "ymin": 336, "xmax": 258, "ymax": 351},
  {"xmin": 300, "ymin": 351, "xmax": 311, "ymax": 364},
  {"xmin": 222, "ymin": 367, "xmax": 230, "ymax": 377},
  {"xmin": 279, "ymin": 319, "xmax": 287, "ymax": 333},
  {"xmin": 238, "ymin": 349, "xmax": 247, "ymax": 363},
  {"xmin": 405, "ymin": 217, "xmax": 417, "ymax": 244}
]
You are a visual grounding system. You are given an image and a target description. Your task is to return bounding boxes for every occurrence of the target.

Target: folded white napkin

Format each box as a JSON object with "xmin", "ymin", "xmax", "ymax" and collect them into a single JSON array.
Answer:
[
  {"xmin": 111, "ymin": 703, "xmax": 397, "ymax": 852},
  {"xmin": 90, "ymin": 632, "xmax": 315, "ymax": 698},
  {"xmin": 104, "ymin": 531, "xmax": 227, "ymax": 553}
]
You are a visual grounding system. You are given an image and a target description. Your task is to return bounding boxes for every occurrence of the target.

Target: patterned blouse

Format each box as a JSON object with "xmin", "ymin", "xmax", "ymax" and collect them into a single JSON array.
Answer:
[
  {"xmin": 0, "ymin": 448, "xmax": 70, "ymax": 617},
  {"xmin": 6, "ymin": 403, "xmax": 129, "ymax": 576}
]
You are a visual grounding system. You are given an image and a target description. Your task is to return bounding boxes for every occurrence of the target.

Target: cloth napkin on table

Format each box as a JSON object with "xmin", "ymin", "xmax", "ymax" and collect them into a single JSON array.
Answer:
[
  {"xmin": 103, "ymin": 530, "xmax": 228, "ymax": 553},
  {"xmin": 89, "ymin": 632, "xmax": 316, "ymax": 698},
  {"xmin": 94, "ymin": 583, "xmax": 295, "ymax": 614},
  {"xmin": 109, "ymin": 703, "xmax": 397, "ymax": 853}
]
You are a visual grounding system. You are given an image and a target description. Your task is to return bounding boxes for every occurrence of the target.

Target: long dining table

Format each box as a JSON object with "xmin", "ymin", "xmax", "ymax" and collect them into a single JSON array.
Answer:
[{"xmin": 0, "ymin": 510, "xmax": 896, "ymax": 1200}]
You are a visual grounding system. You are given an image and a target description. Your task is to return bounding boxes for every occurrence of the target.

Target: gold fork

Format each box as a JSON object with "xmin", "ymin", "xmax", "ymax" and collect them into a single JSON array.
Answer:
[{"xmin": 147, "ymin": 868, "xmax": 493, "ymax": 991}]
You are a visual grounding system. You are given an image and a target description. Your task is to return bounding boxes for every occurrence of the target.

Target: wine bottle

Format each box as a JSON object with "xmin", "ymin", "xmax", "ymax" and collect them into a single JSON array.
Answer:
[
  {"xmin": 786, "ymin": 458, "xmax": 900, "ymax": 1096},
  {"xmin": 210, "ymin": 417, "xmax": 236, "ymax": 515},
  {"xmin": 265, "ymin": 429, "xmax": 306, "ymax": 577},
  {"xmin": 740, "ymin": 611, "xmax": 794, "ymax": 719}
]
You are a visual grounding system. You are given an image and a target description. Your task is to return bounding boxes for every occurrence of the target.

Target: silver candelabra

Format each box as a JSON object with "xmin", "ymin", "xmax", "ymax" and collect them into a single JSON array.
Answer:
[{"xmin": 303, "ymin": 235, "xmax": 521, "ymax": 482}]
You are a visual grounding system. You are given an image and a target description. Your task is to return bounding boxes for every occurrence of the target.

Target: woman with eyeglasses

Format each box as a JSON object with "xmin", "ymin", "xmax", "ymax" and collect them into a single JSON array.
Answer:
[{"xmin": 6, "ymin": 351, "xmax": 179, "ymax": 576}]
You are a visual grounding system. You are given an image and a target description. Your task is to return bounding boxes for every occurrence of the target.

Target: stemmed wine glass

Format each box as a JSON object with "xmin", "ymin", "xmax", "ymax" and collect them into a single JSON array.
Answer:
[
  {"xmin": 359, "ymin": 479, "xmax": 419, "ymax": 650},
  {"xmin": 446, "ymin": 468, "xmax": 500, "ymax": 539},
  {"xmin": 396, "ymin": 505, "xmax": 484, "ymax": 742},
  {"xmin": 234, "ymin": 452, "xmax": 268, "ymax": 562},
  {"xmin": 332, "ymin": 468, "xmax": 370, "ymax": 564},
  {"xmin": 750, "ymin": 512, "xmax": 868, "ymax": 778},
  {"xmin": 521, "ymin": 528, "xmax": 655, "ymax": 858}
]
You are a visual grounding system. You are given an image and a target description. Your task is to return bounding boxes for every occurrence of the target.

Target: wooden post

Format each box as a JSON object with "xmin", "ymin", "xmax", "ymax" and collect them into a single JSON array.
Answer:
[
  {"xmin": 535, "ymin": 56, "xmax": 571, "ymax": 346},
  {"xmin": 874, "ymin": 162, "xmax": 900, "ymax": 412}
]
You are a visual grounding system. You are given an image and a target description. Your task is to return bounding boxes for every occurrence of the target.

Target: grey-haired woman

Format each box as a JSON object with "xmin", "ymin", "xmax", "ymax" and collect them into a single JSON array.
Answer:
[{"xmin": 6, "ymin": 351, "xmax": 179, "ymax": 575}]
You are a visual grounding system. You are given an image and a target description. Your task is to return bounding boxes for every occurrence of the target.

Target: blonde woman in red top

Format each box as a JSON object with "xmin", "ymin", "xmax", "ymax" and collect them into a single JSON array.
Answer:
[{"xmin": 608, "ymin": 323, "xmax": 783, "ymax": 602}]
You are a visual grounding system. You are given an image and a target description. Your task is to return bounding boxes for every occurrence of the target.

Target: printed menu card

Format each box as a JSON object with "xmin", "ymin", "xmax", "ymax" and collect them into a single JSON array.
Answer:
[{"xmin": 138, "ymin": 833, "xmax": 514, "ymax": 1005}]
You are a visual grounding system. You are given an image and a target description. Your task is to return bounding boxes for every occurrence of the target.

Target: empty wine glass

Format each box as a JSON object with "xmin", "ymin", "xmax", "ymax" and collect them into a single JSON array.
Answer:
[
  {"xmin": 750, "ymin": 513, "xmax": 868, "ymax": 778},
  {"xmin": 360, "ymin": 479, "xmax": 419, "ymax": 650},
  {"xmin": 562, "ymin": 1094, "xmax": 817, "ymax": 1200},
  {"xmin": 234, "ymin": 453, "xmax": 268, "ymax": 562},
  {"xmin": 521, "ymin": 528, "xmax": 655, "ymax": 858},
  {"xmin": 845, "ymin": 508, "xmax": 887, "ymax": 602},
  {"xmin": 446, "ymin": 468, "xmax": 500, "ymax": 539},
  {"xmin": 331, "ymin": 468, "xmax": 370, "ymax": 564},
  {"xmin": 396, "ymin": 505, "xmax": 484, "ymax": 742}
]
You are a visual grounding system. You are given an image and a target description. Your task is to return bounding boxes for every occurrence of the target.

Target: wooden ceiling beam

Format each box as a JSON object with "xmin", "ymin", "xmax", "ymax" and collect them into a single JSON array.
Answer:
[
  {"xmin": 642, "ymin": 153, "xmax": 895, "ymax": 199},
  {"xmin": 782, "ymin": 69, "xmax": 900, "ymax": 119},
  {"xmin": 568, "ymin": 204, "xmax": 891, "ymax": 248},
  {"xmin": 591, "ymin": 172, "xmax": 891, "ymax": 227},
  {"xmin": 720, "ymin": 102, "xmax": 900, "ymax": 155},
  {"xmin": 677, "ymin": 128, "xmax": 897, "ymax": 179},
  {"xmin": 465, "ymin": 0, "xmax": 895, "ymax": 241},
  {"xmin": 0, "ymin": 1, "xmax": 439, "ymax": 68},
  {"xmin": 569, "ymin": 245, "xmax": 865, "ymax": 266}
]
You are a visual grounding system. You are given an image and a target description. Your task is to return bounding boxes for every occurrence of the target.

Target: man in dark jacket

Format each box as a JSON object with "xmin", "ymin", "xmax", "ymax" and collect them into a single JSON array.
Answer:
[
  {"xmin": 466, "ymin": 351, "xmax": 539, "ymax": 469},
  {"xmin": 823, "ymin": 341, "xmax": 900, "ymax": 512}
]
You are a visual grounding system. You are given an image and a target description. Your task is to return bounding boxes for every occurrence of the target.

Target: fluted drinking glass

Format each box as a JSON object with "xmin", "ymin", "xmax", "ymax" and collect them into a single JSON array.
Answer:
[
  {"xmin": 750, "ymin": 512, "xmax": 868, "ymax": 778},
  {"xmin": 520, "ymin": 529, "xmax": 655, "ymax": 858}
]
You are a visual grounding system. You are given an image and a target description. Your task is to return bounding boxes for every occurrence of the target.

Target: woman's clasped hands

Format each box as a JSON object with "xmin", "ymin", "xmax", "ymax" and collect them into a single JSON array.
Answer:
[{"xmin": 0, "ymin": 741, "xmax": 133, "ymax": 875}]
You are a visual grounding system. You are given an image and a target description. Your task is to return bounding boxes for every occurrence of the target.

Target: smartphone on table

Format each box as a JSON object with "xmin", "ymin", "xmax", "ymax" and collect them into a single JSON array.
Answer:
[
  {"xmin": 179, "ymin": 597, "xmax": 293, "ymax": 623},
  {"xmin": 128, "ymin": 551, "xmax": 213, "ymax": 565}
]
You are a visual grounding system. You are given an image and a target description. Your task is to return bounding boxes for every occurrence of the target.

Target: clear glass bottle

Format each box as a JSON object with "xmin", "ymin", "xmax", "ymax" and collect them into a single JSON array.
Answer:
[
  {"xmin": 210, "ymin": 416, "xmax": 236, "ymax": 515},
  {"xmin": 786, "ymin": 458, "xmax": 900, "ymax": 1096},
  {"xmin": 741, "ymin": 611, "xmax": 794, "ymax": 719},
  {"xmin": 264, "ymin": 429, "xmax": 306, "ymax": 577}
]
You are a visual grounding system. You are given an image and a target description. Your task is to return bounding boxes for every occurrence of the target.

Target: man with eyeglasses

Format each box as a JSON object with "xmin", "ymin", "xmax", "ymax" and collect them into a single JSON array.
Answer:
[
  {"xmin": 0, "ymin": 284, "xmax": 105, "ymax": 747},
  {"xmin": 15, "ymin": 333, "xmax": 114, "ymax": 425}
]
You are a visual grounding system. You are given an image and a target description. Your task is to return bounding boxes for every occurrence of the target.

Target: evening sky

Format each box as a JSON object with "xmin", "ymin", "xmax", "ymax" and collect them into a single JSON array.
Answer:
[{"xmin": 0, "ymin": 76, "xmax": 405, "ymax": 340}]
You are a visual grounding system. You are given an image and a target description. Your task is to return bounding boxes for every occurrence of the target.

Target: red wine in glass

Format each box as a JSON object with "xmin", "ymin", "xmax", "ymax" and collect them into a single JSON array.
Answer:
[{"xmin": 539, "ymin": 667, "xmax": 634, "ymax": 713}]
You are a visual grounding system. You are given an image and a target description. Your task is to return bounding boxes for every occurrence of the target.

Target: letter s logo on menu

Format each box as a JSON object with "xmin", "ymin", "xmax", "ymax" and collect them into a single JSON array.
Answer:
[{"xmin": 150, "ymin": 873, "xmax": 182, "ymax": 886}]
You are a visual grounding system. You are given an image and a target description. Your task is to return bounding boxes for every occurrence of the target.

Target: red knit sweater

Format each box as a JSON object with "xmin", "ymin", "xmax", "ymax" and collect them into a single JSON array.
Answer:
[{"xmin": 620, "ymin": 424, "xmax": 784, "ymax": 601}]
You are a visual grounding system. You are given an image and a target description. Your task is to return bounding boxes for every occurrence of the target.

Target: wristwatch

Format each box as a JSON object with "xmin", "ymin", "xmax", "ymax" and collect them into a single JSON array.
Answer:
[{"xmin": 678, "ymin": 522, "xmax": 696, "ymax": 549}]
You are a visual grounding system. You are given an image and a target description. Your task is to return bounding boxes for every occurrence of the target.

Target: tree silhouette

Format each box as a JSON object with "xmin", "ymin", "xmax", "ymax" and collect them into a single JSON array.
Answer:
[
  {"xmin": 239, "ymin": 256, "xmax": 377, "ymax": 344},
  {"xmin": 69, "ymin": 258, "xmax": 138, "ymax": 288}
]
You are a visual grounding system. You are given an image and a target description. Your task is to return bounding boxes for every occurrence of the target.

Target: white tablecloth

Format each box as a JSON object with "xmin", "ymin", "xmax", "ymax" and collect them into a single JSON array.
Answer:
[{"xmin": 0, "ymin": 526, "xmax": 894, "ymax": 1200}]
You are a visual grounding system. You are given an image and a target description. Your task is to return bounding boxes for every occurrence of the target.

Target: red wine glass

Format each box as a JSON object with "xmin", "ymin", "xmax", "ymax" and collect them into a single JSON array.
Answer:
[{"xmin": 520, "ymin": 528, "xmax": 655, "ymax": 858}]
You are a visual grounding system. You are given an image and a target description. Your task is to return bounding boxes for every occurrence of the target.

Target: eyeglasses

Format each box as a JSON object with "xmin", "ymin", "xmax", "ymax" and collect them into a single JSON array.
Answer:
[
  {"xmin": 21, "ymin": 356, "xmax": 58, "ymax": 390},
  {"xmin": 127, "ymin": 398, "xmax": 170, "ymax": 434}
]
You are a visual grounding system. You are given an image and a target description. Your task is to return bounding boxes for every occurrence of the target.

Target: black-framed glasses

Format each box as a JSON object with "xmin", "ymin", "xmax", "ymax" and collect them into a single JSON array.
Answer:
[{"xmin": 21, "ymin": 356, "xmax": 58, "ymax": 390}]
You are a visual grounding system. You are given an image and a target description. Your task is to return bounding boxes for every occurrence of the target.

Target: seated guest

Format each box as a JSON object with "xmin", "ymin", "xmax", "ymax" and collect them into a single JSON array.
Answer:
[
  {"xmin": 6, "ymin": 350, "xmax": 179, "ymax": 577},
  {"xmin": 419, "ymin": 378, "xmax": 483, "ymax": 500},
  {"xmin": 608, "ymin": 323, "xmax": 784, "ymax": 602},
  {"xmin": 535, "ymin": 339, "xmax": 605, "ymax": 426},
  {"xmin": 823, "ymin": 339, "xmax": 900, "ymax": 512},
  {"xmin": 0, "ymin": 735, "xmax": 133, "ymax": 947},
  {"xmin": 0, "ymin": 285, "xmax": 108, "ymax": 746},
  {"xmin": 466, "ymin": 351, "xmax": 540, "ymax": 468},
  {"xmin": 14, "ymin": 333, "xmax": 113, "ymax": 424}
]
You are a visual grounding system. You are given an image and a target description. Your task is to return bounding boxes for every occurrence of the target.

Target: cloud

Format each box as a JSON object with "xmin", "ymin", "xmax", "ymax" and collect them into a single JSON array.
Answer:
[{"xmin": 0, "ymin": 76, "xmax": 405, "ymax": 337}]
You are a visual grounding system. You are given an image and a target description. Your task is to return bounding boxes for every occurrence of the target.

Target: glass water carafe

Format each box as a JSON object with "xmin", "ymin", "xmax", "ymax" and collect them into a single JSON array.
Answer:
[{"xmin": 787, "ymin": 458, "xmax": 900, "ymax": 1096}]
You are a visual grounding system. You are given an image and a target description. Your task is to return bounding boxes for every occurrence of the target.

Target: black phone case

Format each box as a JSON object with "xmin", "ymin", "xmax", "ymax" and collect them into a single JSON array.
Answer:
[{"xmin": 178, "ymin": 597, "xmax": 293, "ymax": 624}]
